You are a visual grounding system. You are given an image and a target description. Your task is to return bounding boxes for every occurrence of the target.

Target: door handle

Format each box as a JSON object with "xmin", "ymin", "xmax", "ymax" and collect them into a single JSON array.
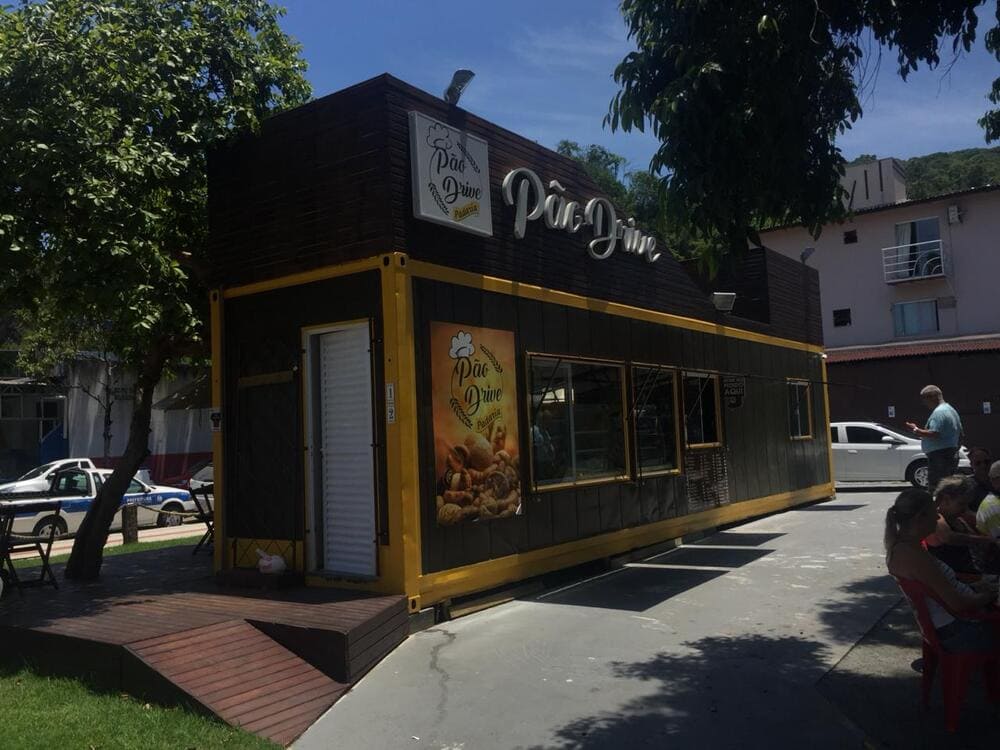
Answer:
[{"xmin": 848, "ymin": 449, "xmax": 859, "ymax": 454}]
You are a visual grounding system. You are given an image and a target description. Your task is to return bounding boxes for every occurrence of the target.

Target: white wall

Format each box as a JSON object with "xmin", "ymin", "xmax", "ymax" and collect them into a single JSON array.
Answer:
[
  {"xmin": 66, "ymin": 361, "xmax": 212, "ymax": 460},
  {"xmin": 762, "ymin": 189, "xmax": 1000, "ymax": 348}
]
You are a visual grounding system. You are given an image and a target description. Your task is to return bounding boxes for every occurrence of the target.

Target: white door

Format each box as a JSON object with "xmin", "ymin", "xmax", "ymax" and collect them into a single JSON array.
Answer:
[{"xmin": 318, "ymin": 323, "xmax": 377, "ymax": 577}]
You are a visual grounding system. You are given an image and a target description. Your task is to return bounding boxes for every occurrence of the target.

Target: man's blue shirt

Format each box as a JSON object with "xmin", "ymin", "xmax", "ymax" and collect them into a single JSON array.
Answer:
[{"xmin": 923, "ymin": 402, "xmax": 962, "ymax": 453}]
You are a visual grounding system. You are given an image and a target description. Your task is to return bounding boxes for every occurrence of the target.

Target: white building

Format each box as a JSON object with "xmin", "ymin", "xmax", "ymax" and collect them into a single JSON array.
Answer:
[{"xmin": 761, "ymin": 158, "xmax": 1000, "ymax": 455}]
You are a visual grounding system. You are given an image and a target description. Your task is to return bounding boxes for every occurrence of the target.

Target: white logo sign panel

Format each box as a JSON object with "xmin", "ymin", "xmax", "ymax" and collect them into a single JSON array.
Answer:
[{"xmin": 409, "ymin": 111, "xmax": 493, "ymax": 237}]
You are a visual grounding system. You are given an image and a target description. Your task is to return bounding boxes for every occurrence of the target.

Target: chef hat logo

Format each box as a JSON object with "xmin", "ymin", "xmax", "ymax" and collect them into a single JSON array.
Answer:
[
  {"xmin": 426, "ymin": 123, "xmax": 452, "ymax": 151},
  {"xmin": 449, "ymin": 331, "xmax": 474, "ymax": 359}
]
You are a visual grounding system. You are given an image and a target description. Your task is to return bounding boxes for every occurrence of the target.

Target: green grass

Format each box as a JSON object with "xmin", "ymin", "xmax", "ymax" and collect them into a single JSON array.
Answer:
[
  {"xmin": 0, "ymin": 666, "xmax": 277, "ymax": 750},
  {"xmin": 11, "ymin": 534, "xmax": 204, "ymax": 569}
]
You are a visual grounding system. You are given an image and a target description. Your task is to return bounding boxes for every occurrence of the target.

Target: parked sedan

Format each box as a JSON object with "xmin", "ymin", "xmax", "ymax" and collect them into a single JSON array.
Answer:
[{"xmin": 830, "ymin": 421, "xmax": 971, "ymax": 488}]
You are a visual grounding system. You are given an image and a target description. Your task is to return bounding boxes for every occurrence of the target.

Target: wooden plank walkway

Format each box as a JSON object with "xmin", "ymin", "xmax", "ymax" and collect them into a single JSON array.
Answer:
[
  {"xmin": 129, "ymin": 620, "xmax": 348, "ymax": 746},
  {"xmin": 0, "ymin": 545, "xmax": 408, "ymax": 746}
]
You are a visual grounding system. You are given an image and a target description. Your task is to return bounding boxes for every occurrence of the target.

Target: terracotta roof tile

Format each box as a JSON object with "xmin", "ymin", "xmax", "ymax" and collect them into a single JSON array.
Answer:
[{"xmin": 826, "ymin": 335, "xmax": 1000, "ymax": 363}]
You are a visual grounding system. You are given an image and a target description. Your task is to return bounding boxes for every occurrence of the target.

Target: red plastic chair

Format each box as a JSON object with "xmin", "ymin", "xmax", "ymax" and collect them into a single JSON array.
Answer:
[{"xmin": 894, "ymin": 575, "xmax": 1000, "ymax": 732}]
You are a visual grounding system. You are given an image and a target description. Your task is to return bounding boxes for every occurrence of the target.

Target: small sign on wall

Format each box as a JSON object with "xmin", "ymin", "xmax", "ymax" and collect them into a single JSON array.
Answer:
[
  {"xmin": 888, "ymin": 405, "xmax": 896, "ymax": 418},
  {"xmin": 985, "ymin": 401, "xmax": 993, "ymax": 415},
  {"xmin": 386, "ymin": 383, "xmax": 397, "ymax": 424},
  {"xmin": 722, "ymin": 375, "xmax": 745, "ymax": 408},
  {"xmin": 409, "ymin": 111, "xmax": 493, "ymax": 237},
  {"xmin": 210, "ymin": 410, "xmax": 222, "ymax": 432}
]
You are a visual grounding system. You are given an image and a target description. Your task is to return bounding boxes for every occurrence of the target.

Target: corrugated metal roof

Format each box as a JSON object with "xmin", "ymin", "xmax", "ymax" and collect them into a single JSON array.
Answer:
[{"xmin": 826, "ymin": 334, "xmax": 1000, "ymax": 363}]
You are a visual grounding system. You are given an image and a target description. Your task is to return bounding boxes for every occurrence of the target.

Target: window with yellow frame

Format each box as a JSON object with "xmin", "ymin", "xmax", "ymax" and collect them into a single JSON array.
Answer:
[
  {"xmin": 632, "ymin": 365, "xmax": 680, "ymax": 474},
  {"xmin": 682, "ymin": 372, "xmax": 722, "ymax": 447},
  {"xmin": 527, "ymin": 356, "xmax": 628, "ymax": 489},
  {"xmin": 787, "ymin": 379, "xmax": 813, "ymax": 439}
]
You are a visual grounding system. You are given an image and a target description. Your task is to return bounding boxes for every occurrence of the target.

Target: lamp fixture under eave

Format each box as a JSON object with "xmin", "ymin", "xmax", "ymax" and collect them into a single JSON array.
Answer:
[
  {"xmin": 444, "ymin": 69, "xmax": 475, "ymax": 106},
  {"xmin": 712, "ymin": 292, "xmax": 736, "ymax": 313}
]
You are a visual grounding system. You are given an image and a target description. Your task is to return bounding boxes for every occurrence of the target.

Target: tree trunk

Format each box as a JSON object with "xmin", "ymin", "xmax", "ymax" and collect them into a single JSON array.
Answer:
[
  {"xmin": 102, "ymin": 356, "xmax": 114, "ymax": 458},
  {"xmin": 65, "ymin": 344, "xmax": 168, "ymax": 580}
]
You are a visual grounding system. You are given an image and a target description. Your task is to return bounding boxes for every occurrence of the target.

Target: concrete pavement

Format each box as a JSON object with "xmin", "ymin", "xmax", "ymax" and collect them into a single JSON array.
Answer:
[{"xmin": 296, "ymin": 491, "xmax": 910, "ymax": 749}]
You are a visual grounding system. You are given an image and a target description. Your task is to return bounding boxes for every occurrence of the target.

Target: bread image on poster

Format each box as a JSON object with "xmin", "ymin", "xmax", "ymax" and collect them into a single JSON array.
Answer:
[{"xmin": 430, "ymin": 323, "xmax": 521, "ymax": 526}]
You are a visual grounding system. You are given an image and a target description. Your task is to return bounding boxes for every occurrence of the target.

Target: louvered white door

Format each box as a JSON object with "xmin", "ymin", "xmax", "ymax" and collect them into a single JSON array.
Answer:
[{"xmin": 318, "ymin": 323, "xmax": 376, "ymax": 577}]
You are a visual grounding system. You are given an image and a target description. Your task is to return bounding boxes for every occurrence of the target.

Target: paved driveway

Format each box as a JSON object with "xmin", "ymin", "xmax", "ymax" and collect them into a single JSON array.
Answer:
[{"xmin": 297, "ymin": 492, "xmax": 900, "ymax": 749}]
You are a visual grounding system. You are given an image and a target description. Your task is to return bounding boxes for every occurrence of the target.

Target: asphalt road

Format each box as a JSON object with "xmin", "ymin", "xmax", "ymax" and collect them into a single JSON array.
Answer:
[{"xmin": 296, "ymin": 491, "xmax": 902, "ymax": 750}]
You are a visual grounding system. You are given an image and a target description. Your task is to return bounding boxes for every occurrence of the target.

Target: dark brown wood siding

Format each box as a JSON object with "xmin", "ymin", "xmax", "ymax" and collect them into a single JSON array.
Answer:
[
  {"xmin": 413, "ymin": 278, "xmax": 829, "ymax": 574},
  {"xmin": 208, "ymin": 74, "xmax": 821, "ymax": 347},
  {"xmin": 208, "ymin": 78, "xmax": 394, "ymax": 287},
  {"xmin": 222, "ymin": 271, "xmax": 385, "ymax": 549}
]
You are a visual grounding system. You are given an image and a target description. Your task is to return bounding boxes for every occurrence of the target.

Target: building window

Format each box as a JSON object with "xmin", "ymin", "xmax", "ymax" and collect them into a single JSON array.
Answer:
[
  {"xmin": 843, "ymin": 230, "xmax": 858, "ymax": 244},
  {"xmin": 528, "ymin": 356, "xmax": 627, "ymax": 488},
  {"xmin": 894, "ymin": 217, "xmax": 940, "ymax": 248},
  {"xmin": 832, "ymin": 308, "xmax": 852, "ymax": 327},
  {"xmin": 830, "ymin": 426, "xmax": 839, "ymax": 443},
  {"xmin": 892, "ymin": 300, "xmax": 938, "ymax": 337},
  {"xmin": 633, "ymin": 366, "xmax": 679, "ymax": 474},
  {"xmin": 787, "ymin": 380, "xmax": 812, "ymax": 439},
  {"xmin": 682, "ymin": 373, "xmax": 721, "ymax": 447}
]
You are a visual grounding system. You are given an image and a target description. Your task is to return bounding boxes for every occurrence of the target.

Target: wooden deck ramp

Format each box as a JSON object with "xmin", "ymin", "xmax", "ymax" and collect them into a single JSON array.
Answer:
[
  {"xmin": 128, "ymin": 620, "xmax": 347, "ymax": 746},
  {"xmin": 0, "ymin": 546, "xmax": 409, "ymax": 746}
]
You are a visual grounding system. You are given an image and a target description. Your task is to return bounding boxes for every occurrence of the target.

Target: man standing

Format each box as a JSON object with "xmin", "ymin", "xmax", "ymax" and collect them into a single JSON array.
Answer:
[{"xmin": 905, "ymin": 385, "xmax": 963, "ymax": 492}]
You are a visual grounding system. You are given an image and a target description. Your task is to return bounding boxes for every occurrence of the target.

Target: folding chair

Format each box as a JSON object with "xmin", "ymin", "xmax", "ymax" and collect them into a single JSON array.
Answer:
[
  {"xmin": 1, "ymin": 500, "xmax": 62, "ymax": 596},
  {"xmin": 191, "ymin": 484, "xmax": 215, "ymax": 556}
]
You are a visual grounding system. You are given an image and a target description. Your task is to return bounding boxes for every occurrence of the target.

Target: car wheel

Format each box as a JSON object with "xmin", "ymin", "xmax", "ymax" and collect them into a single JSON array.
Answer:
[
  {"xmin": 156, "ymin": 502, "xmax": 185, "ymax": 527},
  {"xmin": 32, "ymin": 516, "xmax": 68, "ymax": 539},
  {"xmin": 907, "ymin": 460, "xmax": 929, "ymax": 489}
]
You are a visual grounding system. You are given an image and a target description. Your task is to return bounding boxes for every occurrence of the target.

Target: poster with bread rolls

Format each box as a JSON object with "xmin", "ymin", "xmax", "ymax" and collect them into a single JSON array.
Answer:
[{"xmin": 430, "ymin": 322, "xmax": 521, "ymax": 526}]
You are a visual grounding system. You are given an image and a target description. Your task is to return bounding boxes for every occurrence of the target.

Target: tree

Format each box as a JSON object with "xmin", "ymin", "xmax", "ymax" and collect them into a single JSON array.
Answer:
[
  {"xmin": 0, "ymin": 0, "xmax": 311, "ymax": 579},
  {"xmin": 608, "ymin": 1, "xmax": 1000, "ymax": 266}
]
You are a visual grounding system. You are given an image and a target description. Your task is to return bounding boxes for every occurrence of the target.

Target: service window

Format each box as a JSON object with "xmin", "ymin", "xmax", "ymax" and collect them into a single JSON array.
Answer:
[
  {"xmin": 528, "ymin": 356, "xmax": 627, "ymax": 488},
  {"xmin": 788, "ymin": 380, "xmax": 812, "ymax": 439},
  {"xmin": 633, "ymin": 366, "xmax": 679, "ymax": 474},
  {"xmin": 682, "ymin": 373, "xmax": 721, "ymax": 447}
]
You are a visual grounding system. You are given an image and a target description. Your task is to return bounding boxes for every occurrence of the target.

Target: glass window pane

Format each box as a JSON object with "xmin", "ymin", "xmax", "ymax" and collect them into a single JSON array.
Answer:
[
  {"xmin": 571, "ymin": 363, "xmax": 625, "ymax": 480},
  {"xmin": 788, "ymin": 382, "xmax": 810, "ymax": 437},
  {"xmin": 127, "ymin": 479, "xmax": 145, "ymax": 493},
  {"xmin": 846, "ymin": 426, "xmax": 885, "ymax": 443},
  {"xmin": 634, "ymin": 368, "xmax": 678, "ymax": 473},
  {"xmin": 529, "ymin": 358, "xmax": 572, "ymax": 486},
  {"xmin": 529, "ymin": 357, "xmax": 626, "ymax": 487},
  {"xmin": 830, "ymin": 427, "xmax": 839, "ymax": 443},
  {"xmin": 684, "ymin": 374, "xmax": 719, "ymax": 445}
]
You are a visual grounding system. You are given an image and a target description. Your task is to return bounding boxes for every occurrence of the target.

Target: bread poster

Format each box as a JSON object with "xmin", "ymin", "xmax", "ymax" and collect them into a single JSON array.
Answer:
[{"xmin": 430, "ymin": 322, "xmax": 521, "ymax": 526}]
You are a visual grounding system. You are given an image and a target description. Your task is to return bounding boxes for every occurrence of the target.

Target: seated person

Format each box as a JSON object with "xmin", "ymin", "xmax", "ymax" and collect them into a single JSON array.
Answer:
[
  {"xmin": 887, "ymin": 488, "xmax": 999, "ymax": 652},
  {"xmin": 975, "ymin": 461, "xmax": 1000, "ymax": 541},
  {"xmin": 968, "ymin": 447, "xmax": 994, "ymax": 512},
  {"xmin": 925, "ymin": 476, "xmax": 997, "ymax": 574}
]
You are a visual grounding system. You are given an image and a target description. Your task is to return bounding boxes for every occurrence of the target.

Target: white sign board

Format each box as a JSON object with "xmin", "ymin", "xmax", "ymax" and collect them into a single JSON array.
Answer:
[
  {"xmin": 887, "ymin": 405, "xmax": 895, "ymax": 418},
  {"xmin": 409, "ymin": 111, "xmax": 493, "ymax": 237}
]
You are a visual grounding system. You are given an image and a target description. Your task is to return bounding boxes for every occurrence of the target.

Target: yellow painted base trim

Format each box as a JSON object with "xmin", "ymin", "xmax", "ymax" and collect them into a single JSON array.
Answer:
[{"xmin": 416, "ymin": 482, "xmax": 834, "ymax": 606}]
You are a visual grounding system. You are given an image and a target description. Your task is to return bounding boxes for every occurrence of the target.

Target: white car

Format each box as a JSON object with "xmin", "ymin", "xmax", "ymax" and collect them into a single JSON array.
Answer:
[
  {"xmin": 830, "ymin": 421, "xmax": 971, "ymax": 488},
  {"xmin": 0, "ymin": 458, "xmax": 97, "ymax": 494}
]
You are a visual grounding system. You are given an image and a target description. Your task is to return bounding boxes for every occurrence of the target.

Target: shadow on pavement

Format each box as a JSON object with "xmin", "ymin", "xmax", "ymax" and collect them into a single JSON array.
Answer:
[
  {"xmin": 518, "ymin": 633, "xmax": 853, "ymax": 749},
  {"xmin": 795, "ymin": 504, "xmax": 867, "ymax": 512},
  {"xmin": 689, "ymin": 531, "xmax": 785, "ymax": 547},
  {"xmin": 542, "ymin": 566, "xmax": 726, "ymax": 612},
  {"xmin": 819, "ymin": 602, "xmax": 1000, "ymax": 749}
]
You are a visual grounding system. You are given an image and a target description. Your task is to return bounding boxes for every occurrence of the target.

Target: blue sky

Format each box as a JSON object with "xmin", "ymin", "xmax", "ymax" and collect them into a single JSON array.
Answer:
[{"xmin": 279, "ymin": 1, "xmax": 1000, "ymax": 173}]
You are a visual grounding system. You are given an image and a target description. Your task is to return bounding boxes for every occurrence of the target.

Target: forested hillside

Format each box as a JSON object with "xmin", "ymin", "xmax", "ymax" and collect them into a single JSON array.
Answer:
[{"xmin": 899, "ymin": 148, "xmax": 1000, "ymax": 199}]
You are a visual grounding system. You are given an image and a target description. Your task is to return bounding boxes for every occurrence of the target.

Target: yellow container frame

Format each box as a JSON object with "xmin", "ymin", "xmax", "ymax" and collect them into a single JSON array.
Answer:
[{"xmin": 211, "ymin": 251, "xmax": 835, "ymax": 611}]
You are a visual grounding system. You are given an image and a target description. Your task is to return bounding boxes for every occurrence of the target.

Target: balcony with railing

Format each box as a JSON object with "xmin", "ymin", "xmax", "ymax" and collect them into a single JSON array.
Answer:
[{"xmin": 881, "ymin": 239, "xmax": 947, "ymax": 283}]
